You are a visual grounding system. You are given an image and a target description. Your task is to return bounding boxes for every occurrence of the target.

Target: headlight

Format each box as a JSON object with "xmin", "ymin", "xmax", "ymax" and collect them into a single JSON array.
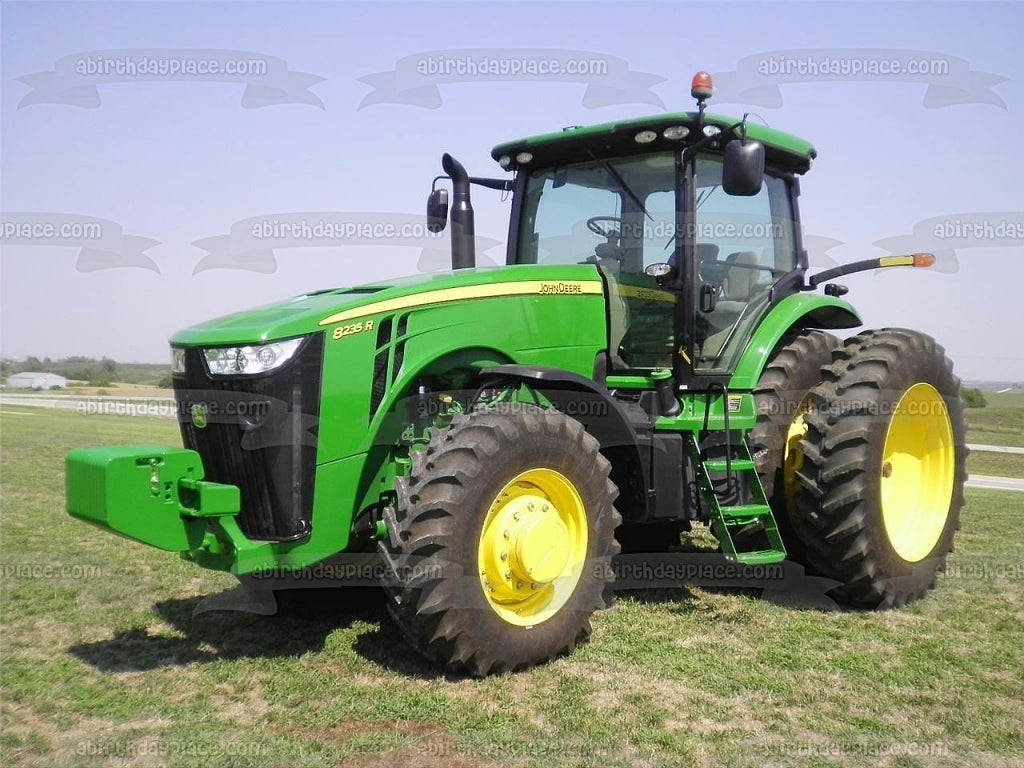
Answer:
[
  {"xmin": 202, "ymin": 337, "xmax": 305, "ymax": 376},
  {"xmin": 171, "ymin": 347, "xmax": 186, "ymax": 374}
]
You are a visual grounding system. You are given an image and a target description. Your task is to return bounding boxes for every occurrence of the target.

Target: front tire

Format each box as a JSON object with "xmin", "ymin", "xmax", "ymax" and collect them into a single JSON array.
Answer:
[
  {"xmin": 794, "ymin": 329, "xmax": 967, "ymax": 608},
  {"xmin": 379, "ymin": 403, "xmax": 620, "ymax": 676}
]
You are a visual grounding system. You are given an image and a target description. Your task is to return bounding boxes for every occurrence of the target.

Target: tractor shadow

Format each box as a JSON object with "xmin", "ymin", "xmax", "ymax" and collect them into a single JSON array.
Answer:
[
  {"xmin": 609, "ymin": 540, "xmax": 846, "ymax": 612},
  {"xmin": 67, "ymin": 584, "xmax": 446, "ymax": 678},
  {"xmin": 68, "ymin": 560, "xmax": 842, "ymax": 679},
  {"xmin": 613, "ymin": 583, "xmax": 841, "ymax": 611}
]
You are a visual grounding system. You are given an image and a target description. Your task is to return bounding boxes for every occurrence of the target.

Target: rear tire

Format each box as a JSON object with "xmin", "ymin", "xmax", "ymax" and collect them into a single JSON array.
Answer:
[
  {"xmin": 794, "ymin": 329, "xmax": 967, "ymax": 608},
  {"xmin": 750, "ymin": 330, "xmax": 841, "ymax": 562},
  {"xmin": 379, "ymin": 403, "xmax": 620, "ymax": 676}
]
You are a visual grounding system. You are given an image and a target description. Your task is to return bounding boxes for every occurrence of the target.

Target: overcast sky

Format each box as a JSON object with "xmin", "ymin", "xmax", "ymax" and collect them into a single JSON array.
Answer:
[{"xmin": 1, "ymin": 1, "xmax": 1021, "ymax": 381}]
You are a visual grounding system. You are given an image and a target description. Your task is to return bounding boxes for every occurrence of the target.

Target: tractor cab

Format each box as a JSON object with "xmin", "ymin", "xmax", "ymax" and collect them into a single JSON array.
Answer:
[
  {"xmin": 490, "ymin": 73, "xmax": 815, "ymax": 389},
  {"xmin": 505, "ymin": 146, "xmax": 803, "ymax": 379}
]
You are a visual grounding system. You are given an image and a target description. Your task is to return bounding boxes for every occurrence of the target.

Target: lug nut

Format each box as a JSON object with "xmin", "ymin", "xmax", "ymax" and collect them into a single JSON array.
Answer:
[{"xmin": 500, "ymin": 551, "xmax": 507, "ymax": 561}]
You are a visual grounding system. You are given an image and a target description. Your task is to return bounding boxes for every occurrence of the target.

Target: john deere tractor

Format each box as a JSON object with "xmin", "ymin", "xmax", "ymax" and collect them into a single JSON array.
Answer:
[{"xmin": 66, "ymin": 73, "xmax": 966, "ymax": 676}]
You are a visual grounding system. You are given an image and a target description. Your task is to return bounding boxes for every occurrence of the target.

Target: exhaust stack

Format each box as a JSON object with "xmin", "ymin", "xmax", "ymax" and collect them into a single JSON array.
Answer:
[{"xmin": 442, "ymin": 153, "xmax": 475, "ymax": 270}]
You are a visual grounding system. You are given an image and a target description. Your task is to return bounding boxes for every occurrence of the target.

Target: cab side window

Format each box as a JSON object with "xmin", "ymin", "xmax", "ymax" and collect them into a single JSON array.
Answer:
[{"xmin": 693, "ymin": 158, "xmax": 799, "ymax": 370}]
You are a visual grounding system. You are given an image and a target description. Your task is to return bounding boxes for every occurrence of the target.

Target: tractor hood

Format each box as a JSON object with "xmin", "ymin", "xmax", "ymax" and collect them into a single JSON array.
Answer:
[{"xmin": 170, "ymin": 263, "xmax": 604, "ymax": 347}]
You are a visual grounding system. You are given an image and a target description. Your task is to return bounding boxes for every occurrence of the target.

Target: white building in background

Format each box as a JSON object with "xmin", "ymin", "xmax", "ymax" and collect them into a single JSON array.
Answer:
[{"xmin": 5, "ymin": 372, "xmax": 68, "ymax": 390}]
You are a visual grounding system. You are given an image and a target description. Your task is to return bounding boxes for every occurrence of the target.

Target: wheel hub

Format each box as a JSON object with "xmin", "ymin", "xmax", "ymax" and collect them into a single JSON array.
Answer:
[
  {"xmin": 477, "ymin": 469, "xmax": 587, "ymax": 626},
  {"xmin": 880, "ymin": 382, "xmax": 955, "ymax": 562},
  {"xmin": 504, "ymin": 496, "xmax": 571, "ymax": 584}
]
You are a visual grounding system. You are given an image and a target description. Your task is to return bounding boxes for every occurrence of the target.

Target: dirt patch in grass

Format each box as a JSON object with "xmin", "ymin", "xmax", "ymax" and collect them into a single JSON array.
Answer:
[
  {"xmin": 345, "ymin": 744, "xmax": 507, "ymax": 768},
  {"xmin": 210, "ymin": 680, "xmax": 273, "ymax": 725},
  {"xmin": 291, "ymin": 717, "xmax": 438, "ymax": 747},
  {"xmin": 289, "ymin": 718, "xmax": 505, "ymax": 768},
  {"xmin": 2, "ymin": 702, "xmax": 175, "ymax": 767}
]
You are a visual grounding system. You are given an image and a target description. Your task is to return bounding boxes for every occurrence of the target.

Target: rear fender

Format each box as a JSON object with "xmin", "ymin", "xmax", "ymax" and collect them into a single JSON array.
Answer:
[{"xmin": 729, "ymin": 294, "xmax": 861, "ymax": 390}]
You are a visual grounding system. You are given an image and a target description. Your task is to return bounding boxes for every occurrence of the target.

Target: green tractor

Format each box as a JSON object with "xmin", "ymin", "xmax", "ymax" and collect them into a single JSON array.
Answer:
[{"xmin": 66, "ymin": 73, "xmax": 966, "ymax": 676}]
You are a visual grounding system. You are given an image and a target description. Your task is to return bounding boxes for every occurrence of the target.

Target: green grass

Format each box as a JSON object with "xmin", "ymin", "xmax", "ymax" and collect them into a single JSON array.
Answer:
[
  {"xmin": 967, "ymin": 451, "xmax": 1024, "ymax": 478},
  {"xmin": 964, "ymin": 390, "xmax": 1024, "ymax": 477},
  {"xmin": 2, "ymin": 408, "xmax": 1023, "ymax": 768},
  {"xmin": 965, "ymin": 391, "xmax": 1024, "ymax": 448}
]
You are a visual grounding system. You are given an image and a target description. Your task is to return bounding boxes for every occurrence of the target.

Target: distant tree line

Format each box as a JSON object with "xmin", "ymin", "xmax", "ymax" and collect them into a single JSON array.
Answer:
[{"xmin": 1, "ymin": 357, "xmax": 170, "ymax": 387}]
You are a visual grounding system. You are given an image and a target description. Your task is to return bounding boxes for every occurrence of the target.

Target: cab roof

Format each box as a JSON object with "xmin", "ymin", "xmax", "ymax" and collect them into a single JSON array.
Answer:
[{"xmin": 491, "ymin": 111, "xmax": 817, "ymax": 175}]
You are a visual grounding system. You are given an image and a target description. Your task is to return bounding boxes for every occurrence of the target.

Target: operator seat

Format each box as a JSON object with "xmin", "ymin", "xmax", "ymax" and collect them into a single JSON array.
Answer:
[
  {"xmin": 721, "ymin": 251, "xmax": 759, "ymax": 304},
  {"xmin": 695, "ymin": 243, "xmax": 721, "ymax": 278},
  {"xmin": 672, "ymin": 242, "xmax": 720, "ymax": 279},
  {"xmin": 699, "ymin": 251, "xmax": 760, "ymax": 361}
]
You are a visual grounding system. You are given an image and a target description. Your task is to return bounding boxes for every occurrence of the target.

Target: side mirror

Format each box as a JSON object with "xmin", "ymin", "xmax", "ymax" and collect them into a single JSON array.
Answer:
[
  {"xmin": 722, "ymin": 139, "xmax": 764, "ymax": 196},
  {"xmin": 426, "ymin": 188, "xmax": 449, "ymax": 233}
]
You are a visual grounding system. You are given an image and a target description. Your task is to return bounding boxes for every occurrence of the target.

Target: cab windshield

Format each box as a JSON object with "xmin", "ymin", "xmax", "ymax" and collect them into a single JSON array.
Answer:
[
  {"xmin": 516, "ymin": 151, "xmax": 800, "ymax": 372},
  {"xmin": 516, "ymin": 152, "xmax": 676, "ymax": 272}
]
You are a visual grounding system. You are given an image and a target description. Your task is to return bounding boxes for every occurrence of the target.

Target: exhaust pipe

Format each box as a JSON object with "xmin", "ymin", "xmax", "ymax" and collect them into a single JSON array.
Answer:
[{"xmin": 442, "ymin": 153, "xmax": 475, "ymax": 270}]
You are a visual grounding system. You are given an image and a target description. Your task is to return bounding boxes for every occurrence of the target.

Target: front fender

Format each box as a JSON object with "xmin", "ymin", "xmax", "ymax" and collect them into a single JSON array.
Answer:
[
  {"xmin": 479, "ymin": 365, "xmax": 637, "ymax": 445},
  {"xmin": 479, "ymin": 364, "xmax": 650, "ymax": 519}
]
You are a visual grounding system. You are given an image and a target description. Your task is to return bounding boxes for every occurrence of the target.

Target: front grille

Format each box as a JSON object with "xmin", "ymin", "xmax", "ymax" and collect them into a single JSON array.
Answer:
[{"xmin": 173, "ymin": 334, "xmax": 324, "ymax": 541}]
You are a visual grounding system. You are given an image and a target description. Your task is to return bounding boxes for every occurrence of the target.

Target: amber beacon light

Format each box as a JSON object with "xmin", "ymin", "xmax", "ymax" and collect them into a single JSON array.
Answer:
[{"xmin": 690, "ymin": 71, "xmax": 714, "ymax": 100}]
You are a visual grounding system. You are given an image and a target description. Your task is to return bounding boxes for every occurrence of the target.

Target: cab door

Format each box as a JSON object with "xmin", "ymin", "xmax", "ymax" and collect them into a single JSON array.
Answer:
[{"xmin": 687, "ymin": 156, "xmax": 801, "ymax": 376}]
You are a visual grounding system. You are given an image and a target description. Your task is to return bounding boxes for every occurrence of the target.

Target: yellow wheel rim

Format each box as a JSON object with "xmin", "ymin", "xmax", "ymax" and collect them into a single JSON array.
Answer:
[
  {"xmin": 477, "ymin": 468, "xmax": 588, "ymax": 627},
  {"xmin": 880, "ymin": 383, "xmax": 955, "ymax": 562},
  {"xmin": 782, "ymin": 395, "xmax": 813, "ymax": 518}
]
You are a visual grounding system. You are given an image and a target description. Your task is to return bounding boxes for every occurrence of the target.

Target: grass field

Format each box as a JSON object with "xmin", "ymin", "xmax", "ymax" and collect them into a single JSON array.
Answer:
[
  {"xmin": 965, "ymin": 391, "xmax": 1024, "ymax": 477},
  {"xmin": 968, "ymin": 451, "xmax": 1024, "ymax": 478},
  {"xmin": 1, "ymin": 408, "xmax": 1022, "ymax": 767},
  {"xmin": 2, "ymin": 382, "xmax": 170, "ymax": 398},
  {"xmin": 965, "ymin": 391, "xmax": 1024, "ymax": 448}
]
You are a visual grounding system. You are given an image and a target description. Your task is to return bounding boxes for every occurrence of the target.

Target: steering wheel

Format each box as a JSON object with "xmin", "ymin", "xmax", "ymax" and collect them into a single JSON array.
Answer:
[{"xmin": 587, "ymin": 216, "xmax": 623, "ymax": 240}]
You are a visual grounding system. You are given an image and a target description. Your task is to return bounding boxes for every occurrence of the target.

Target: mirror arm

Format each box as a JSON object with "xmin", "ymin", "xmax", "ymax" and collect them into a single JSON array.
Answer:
[{"xmin": 469, "ymin": 177, "xmax": 514, "ymax": 192}]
